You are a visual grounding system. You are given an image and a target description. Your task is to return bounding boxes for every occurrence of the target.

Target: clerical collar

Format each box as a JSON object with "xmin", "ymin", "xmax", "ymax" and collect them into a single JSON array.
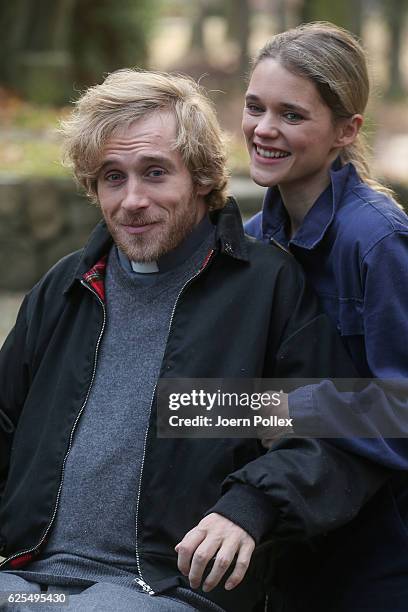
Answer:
[
  {"xmin": 131, "ymin": 260, "xmax": 159, "ymax": 273},
  {"xmin": 117, "ymin": 214, "xmax": 214, "ymax": 275}
]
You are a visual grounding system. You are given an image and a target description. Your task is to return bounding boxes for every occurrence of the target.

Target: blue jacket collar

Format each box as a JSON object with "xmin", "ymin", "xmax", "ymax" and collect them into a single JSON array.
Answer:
[{"xmin": 261, "ymin": 160, "xmax": 361, "ymax": 250}]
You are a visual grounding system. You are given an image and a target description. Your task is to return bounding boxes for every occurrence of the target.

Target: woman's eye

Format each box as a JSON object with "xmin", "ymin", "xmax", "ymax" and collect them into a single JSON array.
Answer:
[{"xmin": 283, "ymin": 111, "xmax": 303, "ymax": 122}]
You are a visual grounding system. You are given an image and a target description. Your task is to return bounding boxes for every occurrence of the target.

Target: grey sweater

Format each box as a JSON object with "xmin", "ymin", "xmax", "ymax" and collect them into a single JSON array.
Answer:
[{"xmin": 16, "ymin": 220, "xmax": 214, "ymax": 589}]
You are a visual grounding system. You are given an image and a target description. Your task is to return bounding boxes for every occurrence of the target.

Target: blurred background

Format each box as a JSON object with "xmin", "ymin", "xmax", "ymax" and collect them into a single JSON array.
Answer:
[{"xmin": 1, "ymin": 0, "xmax": 408, "ymax": 342}]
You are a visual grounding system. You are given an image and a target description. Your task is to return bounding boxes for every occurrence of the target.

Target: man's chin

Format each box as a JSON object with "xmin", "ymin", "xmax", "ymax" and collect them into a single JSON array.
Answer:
[
  {"xmin": 118, "ymin": 239, "xmax": 170, "ymax": 263},
  {"xmin": 110, "ymin": 215, "xmax": 197, "ymax": 263},
  {"xmin": 111, "ymin": 230, "xmax": 160, "ymax": 263},
  {"xmin": 120, "ymin": 246, "xmax": 161, "ymax": 263}
]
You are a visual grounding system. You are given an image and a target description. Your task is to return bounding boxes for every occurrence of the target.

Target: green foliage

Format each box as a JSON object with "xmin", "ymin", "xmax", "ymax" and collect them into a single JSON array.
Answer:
[
  {"xmin": 0, "ymin": 0, "xmax": 159, "ymax": 104},
  {"xmin": 0, "ymin": 139, "xmax": 67, "ymax": 178},
  {"xmin": 0, "ymin": 103, "xmax": 68, "ymax": 177},
  {"xmin": 0, "ymin": 92, "xmax": 65, "ymax": 128}
]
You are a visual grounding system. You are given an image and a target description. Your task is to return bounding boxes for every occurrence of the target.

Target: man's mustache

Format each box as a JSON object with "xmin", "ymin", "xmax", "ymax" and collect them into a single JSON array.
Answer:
[{"xmin": 114, "ymin": 213, "xmax": 164, "ymax": 226}]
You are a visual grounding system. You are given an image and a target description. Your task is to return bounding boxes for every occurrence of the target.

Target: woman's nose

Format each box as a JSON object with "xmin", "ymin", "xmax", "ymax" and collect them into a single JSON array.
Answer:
[{"xmin": 254, "ymin": 115, "xmax": 280, "ymax": 139}]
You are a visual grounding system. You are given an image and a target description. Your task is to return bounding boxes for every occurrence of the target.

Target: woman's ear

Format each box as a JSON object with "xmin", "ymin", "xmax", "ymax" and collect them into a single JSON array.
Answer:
[{"xmin": 335, "ymin": 114, "xmax": 363, "ymax": 147}]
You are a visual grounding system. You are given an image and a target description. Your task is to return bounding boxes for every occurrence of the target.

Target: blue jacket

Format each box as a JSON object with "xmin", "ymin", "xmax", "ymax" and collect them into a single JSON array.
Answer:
[
  {"xmin": 245, "ymin": 161, "xmax": 408, "ymax": 378},
  {"xmin": 245, "ymin": 161, "xmax": 408, "ymax": 467},
  {"xmin": 245, "ymin": 162, "xmax": 408, "ymax": 611}
]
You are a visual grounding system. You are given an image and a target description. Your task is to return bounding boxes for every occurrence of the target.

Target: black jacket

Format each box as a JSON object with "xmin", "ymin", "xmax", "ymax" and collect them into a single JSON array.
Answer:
[{"xmin": 0, "ymin": 200, "xmax": 386, "ymax": 611}]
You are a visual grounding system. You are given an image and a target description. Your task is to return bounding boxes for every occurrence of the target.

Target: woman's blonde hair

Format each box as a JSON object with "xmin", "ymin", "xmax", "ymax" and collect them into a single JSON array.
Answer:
[
  {"xmin": 60, "ymin": 69, "xmax": 229, "ymax": 210},
  {"xmin": 253, "ymin": 21, "xmax": 396, "ymax": 200}
]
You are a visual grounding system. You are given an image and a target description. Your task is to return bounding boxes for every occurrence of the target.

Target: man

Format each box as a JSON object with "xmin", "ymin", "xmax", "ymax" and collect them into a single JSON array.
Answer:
[{"xmin": 0, "ymin": 70, "xmax": 385, "ymax": 612}]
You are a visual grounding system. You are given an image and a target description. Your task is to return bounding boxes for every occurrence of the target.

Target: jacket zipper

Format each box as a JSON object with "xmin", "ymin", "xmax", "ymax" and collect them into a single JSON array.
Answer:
[
  {"xmin": 0, "ymin": 280, "xmax": 106, "ymax": 570},
  {"xmin": 134, "ymin": 249, "xmax": 215, "ymax": 595}
]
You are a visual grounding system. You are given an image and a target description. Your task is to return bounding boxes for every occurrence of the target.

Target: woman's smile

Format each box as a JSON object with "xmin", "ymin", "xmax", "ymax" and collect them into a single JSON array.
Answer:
[
  {"xmin": 254, "ymin": 145, "xmax": 291, "ymax": 160},
  {"xmin": 242, "ymin": 59, "xmax": 342, "ymax": 202}
]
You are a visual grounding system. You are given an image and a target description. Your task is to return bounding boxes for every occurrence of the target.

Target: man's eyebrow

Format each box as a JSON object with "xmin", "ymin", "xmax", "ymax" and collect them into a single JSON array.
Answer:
[
  {"xmin": 99, "ymin": 154, "xmax": 177, "ymax": 172},
  {"xmin": 138, "ymin": 154, "xmax": 177, "ymax": 169}
]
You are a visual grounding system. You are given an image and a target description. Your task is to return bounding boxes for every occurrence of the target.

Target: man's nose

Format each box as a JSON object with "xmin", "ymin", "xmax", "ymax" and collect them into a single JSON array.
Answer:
[
  {"xmin": 254, "ymin": 113, "xmax": 280, "ymax": 140},
  {"xmin": 120, "ymin": 178, "xmax": 150, "ymax": 211}
]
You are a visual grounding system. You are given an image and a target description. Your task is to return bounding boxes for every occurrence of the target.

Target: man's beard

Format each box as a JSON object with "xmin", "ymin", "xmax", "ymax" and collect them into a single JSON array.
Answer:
[{"xmin": 105, "ymin": 193, "xmax": 200, "ymax": 263}]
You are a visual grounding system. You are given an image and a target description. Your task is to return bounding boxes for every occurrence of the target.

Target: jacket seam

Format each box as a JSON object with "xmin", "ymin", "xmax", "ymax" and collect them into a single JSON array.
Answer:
[
  {"xmin": 349, "ymin": 186, "xmax": 403, "ymax": 229},
  {"xmin": 318, "ymin": 293, "xmax": 364, "ymax": 303},
  {"xmin": 360, "ymin": 229, "xmax": 408, "ymax": 265}
]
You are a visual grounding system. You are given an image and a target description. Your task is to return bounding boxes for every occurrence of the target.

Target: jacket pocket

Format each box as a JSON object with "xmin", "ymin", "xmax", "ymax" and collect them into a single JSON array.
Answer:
[{"xmin": 335, "ymin": 299, "xmax": 364, "ymax": 336}]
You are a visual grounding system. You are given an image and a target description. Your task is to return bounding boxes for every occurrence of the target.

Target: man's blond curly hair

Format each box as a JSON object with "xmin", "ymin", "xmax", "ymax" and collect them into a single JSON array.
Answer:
[{"xmin": 60, "ymin": 69, "xmax": 229, "ymax": 210}]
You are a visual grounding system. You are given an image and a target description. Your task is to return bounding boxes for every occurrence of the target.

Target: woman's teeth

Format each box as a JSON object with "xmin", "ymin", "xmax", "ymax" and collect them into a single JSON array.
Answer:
[{"xmin": 256, "ymin": 147, "xmax": 290, "ymax": 159}]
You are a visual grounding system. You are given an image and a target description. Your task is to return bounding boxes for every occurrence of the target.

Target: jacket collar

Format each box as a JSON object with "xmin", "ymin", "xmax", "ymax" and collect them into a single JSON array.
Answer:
[
  {"xmin": 261, "ymin": 160, "xmax": 361, "ymax": 251},
  {"xmin": 63, "ymin": 220, "xmax": 113, "ymax": 295},
  {"xmin": 211, "ymin": 197, "xmax": 249, "ymax": 262},
  {"xmin": 63, "ymin": 196, "xmax": 249, "ymax": 295}
]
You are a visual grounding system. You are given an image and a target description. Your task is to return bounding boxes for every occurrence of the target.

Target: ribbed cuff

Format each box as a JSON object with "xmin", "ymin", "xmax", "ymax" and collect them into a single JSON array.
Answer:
[{"xmin": 205, "ymin": 483, "xmax": 279, "ymax": 544}]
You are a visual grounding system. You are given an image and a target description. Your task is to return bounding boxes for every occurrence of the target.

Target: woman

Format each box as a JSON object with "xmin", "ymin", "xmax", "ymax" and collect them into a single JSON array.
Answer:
[{"xmin": 243, "ymin": 22, "xmax": 408, "ymax": 612}]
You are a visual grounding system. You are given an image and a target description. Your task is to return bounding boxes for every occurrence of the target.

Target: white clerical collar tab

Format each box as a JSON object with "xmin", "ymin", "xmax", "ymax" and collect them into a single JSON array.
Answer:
[{"xmin": 131, "ymin": 260, "xmax": 159, "ymax": 274}]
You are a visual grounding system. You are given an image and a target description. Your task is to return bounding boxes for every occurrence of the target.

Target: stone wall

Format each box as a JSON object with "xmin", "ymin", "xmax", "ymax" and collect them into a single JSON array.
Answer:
[{"xmin": 0, "ymin": 177, "xmax": 101, "ymax": 290}]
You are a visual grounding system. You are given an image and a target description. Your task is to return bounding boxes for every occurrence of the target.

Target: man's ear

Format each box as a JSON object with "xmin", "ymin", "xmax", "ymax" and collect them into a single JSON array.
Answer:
[
  {"xmin": 335, "ymin": 114, "xmax": 363, "ymax": 147},
  {"xmin": 195, "ymin": 183, "xmax": 213, "ymax": 197}
]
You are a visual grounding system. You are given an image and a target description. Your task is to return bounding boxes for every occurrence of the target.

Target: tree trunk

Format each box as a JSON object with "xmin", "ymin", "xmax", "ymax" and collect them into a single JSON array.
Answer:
[
  {"xmin": 384, "ymin": 0, "xmax": 407, "ymax": 98},
  {"xmin": 226, "ymin": 0, "xmax": 250, "ymax": 77},
  {"xmin": 0, "ymin": 0, "xmax": 31, "ymax": 85},
  {"xmin": 276, "ymin": 0, "xmax": 289, "ymax": 32},
  {"xmin": 51, "ymin": 0, "xmax": 76, "ymax": 50},
  {"xmin": 190, "ymin": 1, "xmax": 207, "ymax": 53}
]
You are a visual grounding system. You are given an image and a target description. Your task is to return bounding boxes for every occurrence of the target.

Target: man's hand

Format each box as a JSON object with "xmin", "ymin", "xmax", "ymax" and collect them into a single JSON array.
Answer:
[{"xmin": 175, "ymin": 512, "xmax": 255, "ymax": 592}]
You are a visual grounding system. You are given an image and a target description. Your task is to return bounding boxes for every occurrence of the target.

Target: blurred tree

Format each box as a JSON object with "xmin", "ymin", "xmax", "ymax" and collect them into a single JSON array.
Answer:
[
  {"xmin": 225, "ymin": 0, "xmax": 251, "ymax": 77},
  {"xmin": 0, "ymin": 0, "xmax": 75, "ymax": 104},
  {"xmin": 70, "ymin": 0, "xmax": 154, "ymax": 90},
  {"xmin": 300, "ymin": 0, "xmax": 363, "ymax": 35},
  {"xmin": 276, "ymin": 0, "xmax": 289, "ymax": 32},
  {"xmin": 0, "ymin": 0, "xmax": 26, "ymax": 85},
  {"xmin": 0, "ymin": 0, "xmax": 156, "ymax": 104},
  {"xmin": 189, "ymin": 0, "xmax": 211, "ymax": 55},
  {"xmin": 383, "ymin": 0, "xmax": 408, "ymax": 98}
]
